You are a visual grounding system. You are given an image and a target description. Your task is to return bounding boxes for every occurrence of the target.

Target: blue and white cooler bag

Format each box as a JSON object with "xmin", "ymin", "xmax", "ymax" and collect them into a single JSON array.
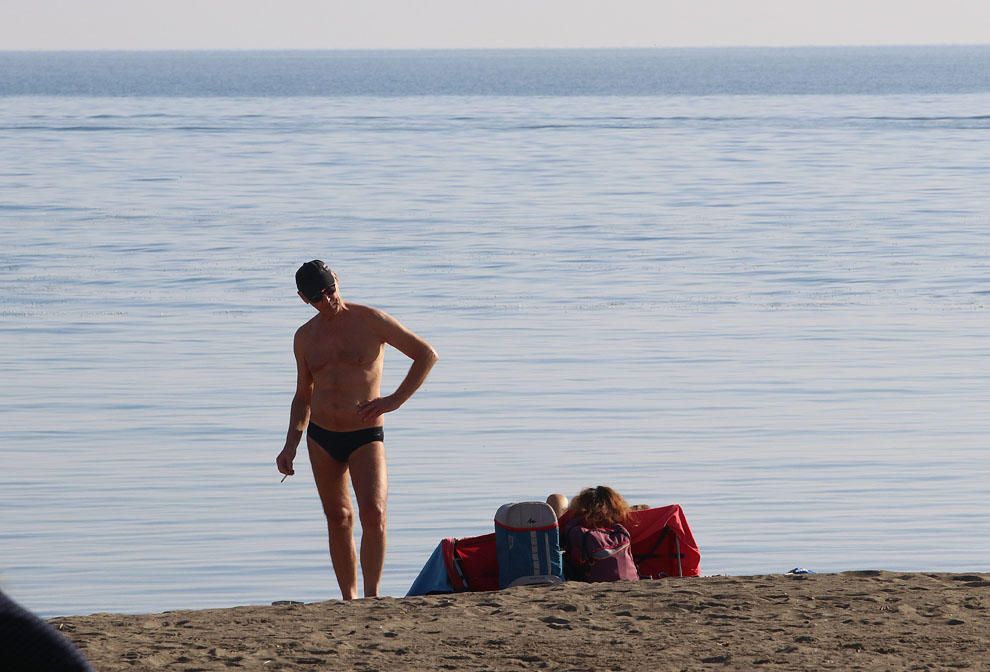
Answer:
[{"xmin": 494, "ymin": 501, "xmax": 564, "ymax": 589}]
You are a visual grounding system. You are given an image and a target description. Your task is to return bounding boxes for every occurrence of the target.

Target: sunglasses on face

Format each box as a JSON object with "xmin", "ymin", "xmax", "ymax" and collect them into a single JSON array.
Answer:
[{"xmin": 309, "ymin": 288, "xmax": 335, "ymax": 303}]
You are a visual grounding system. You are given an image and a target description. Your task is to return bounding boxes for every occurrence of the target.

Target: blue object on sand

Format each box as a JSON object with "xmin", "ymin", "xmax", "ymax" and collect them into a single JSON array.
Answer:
[
  {"xmin": 494, "ymin": 502, "xmax": 563, "ymax": 589},
  {"xmin": 786, "ymin": 567, "xmax": 816, "ymax": 575},
  {"xmin": 407, "ymin": 543, "xmax": 455, "ymax": 596}
]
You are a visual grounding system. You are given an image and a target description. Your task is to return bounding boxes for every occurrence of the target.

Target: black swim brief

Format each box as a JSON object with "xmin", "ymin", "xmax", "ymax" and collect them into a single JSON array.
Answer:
[{"xmin": 307, "ymin": 423, "xmax": 384, "ymax": 463}]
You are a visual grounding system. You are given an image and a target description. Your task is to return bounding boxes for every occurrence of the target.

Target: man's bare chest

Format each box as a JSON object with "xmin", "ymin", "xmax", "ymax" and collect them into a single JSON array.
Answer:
[{"xmin": 304, "ymin": 326, "xmax": 382, "ymax": 373}]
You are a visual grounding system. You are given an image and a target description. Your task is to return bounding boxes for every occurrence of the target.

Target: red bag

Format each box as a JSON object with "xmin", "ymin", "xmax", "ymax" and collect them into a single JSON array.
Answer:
[{"xmin": 564, "ymin": 522, "xmax": 639, "ymax": 582}]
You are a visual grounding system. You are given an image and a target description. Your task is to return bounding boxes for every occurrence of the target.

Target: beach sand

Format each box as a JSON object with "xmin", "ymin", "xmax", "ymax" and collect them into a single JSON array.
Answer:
[{"xmin": 52, "ymin": 571, "xmax": 988, "ymax": 671}]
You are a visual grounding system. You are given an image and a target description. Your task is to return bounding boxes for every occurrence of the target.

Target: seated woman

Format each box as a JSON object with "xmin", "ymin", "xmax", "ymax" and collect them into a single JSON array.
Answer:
[
  {"xmin": 557, "ymin": 485, "xmax": 640, "ymax": 582},
  {"xmin": 546, "ymin": 492, "xmax": 648, "ymax": 519}
]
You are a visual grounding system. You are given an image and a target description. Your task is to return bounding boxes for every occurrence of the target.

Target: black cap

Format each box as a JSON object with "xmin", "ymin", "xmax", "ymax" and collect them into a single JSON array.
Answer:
[{"xmin": 295, "ymin": 260, "xmax": 336, "ymax": 302}]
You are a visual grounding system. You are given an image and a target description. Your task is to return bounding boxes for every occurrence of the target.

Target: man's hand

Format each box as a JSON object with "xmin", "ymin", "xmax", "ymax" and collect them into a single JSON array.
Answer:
[
  {"xmin": 276, "ymin": 446, "xmax": 297, "ymax": 476},
  {"xmin": 357, "ymin": 395, "xmax": 400, "ymax": 423}
]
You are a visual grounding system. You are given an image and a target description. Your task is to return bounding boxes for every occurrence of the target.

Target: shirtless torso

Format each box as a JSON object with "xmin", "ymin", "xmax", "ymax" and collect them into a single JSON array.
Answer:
[
  {"xmin": 277, "ymin": 262, "xmax": 437, "ymax": 599},
  {"xmin": 301, "ymin": 303, "xmax": 386, "ymax": 430}
]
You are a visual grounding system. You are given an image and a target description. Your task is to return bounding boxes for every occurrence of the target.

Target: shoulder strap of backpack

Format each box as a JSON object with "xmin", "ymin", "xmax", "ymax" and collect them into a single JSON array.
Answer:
[{"xmin": 581, "ymin": 526, "xmax": 597, "ymax": 565}]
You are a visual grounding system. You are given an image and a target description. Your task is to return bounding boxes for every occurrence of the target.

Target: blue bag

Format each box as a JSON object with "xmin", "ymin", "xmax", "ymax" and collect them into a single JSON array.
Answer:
[{"xmin": 494, "ymin": 501, "xmax": 564, "ymax": 589}]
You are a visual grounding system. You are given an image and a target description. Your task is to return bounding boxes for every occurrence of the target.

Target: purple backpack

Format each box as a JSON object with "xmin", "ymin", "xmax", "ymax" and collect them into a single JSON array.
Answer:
[{"xmin": 564, "ymin": 522, "xmax": 639, "ymax": 582}]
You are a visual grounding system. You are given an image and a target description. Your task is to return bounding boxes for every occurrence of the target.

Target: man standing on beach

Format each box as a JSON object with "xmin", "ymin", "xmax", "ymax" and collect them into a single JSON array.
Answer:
[{"xmin": 276, "ymin": 260, "xmax": 438, "ymax": 599}]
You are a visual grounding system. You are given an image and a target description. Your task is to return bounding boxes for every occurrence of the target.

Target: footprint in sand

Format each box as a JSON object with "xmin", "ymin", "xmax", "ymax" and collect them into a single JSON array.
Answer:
[
  {"xmin": 702, "ymin": 600, "xmax": 732, "ymax": 608},
  {"xmin": 514, "ymin": 654, "xmax": 544, "ymax": 663},
  {"xmin": 540, "ymin": 615, "xmax": 570, "ymax": 625},
  {"xmin": 701, "ymin": 654, "xmax": 731, "ymax": 663}
]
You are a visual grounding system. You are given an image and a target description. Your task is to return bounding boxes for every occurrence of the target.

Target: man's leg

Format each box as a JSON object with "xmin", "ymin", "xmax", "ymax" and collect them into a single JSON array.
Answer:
[
  {"xmin": 348, "ymin": 441, "xmax": 388, "ymax": 598},
  {"xmin": 307, "ymin": 439, "xmax": 359, "ymax": 600}
]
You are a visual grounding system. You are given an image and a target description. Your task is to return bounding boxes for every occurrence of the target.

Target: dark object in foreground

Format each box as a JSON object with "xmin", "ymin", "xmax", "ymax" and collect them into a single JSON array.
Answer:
[{"xmin": 0, "ymin": 590, "xmax": 93, "ymax": 671}]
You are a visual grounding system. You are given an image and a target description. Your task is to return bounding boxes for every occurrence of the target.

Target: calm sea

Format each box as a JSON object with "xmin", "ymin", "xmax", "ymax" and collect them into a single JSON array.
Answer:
[{"xmin": 1, "ymin": 48, "xmax": 988, "ymax": 618}]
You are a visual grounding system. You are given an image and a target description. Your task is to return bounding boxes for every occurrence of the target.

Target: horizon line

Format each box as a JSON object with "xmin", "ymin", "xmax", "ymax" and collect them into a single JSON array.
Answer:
[{"xmin": 2, "ymin": 42, "xmax": 989, "ymax": 54}]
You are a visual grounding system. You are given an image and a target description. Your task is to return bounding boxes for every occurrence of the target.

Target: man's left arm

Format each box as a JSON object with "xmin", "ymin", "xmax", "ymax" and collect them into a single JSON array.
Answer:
[{"xmin": 357, "ymin": 310, "xmax": 438, "ymax": 423}]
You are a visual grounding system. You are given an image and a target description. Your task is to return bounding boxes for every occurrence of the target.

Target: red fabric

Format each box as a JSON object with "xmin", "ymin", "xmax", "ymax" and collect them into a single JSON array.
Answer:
[
  {"xmin": 440, "ymin": 538, "xmax": 466, "ymax": 591},
  {"xmin": 559, "ymin": 504, "xmax": 700, "ymax": 577},
  {"xmin": 626, "ymin": 504, "xmax": 702, "ymax": 578},
  {"xmin": 444, "ymin": 504, "xmax": 700, "ymax": 591},
  {"xmin": 447, "ymin": 533, "xmax": 499, "ymax": 592}
]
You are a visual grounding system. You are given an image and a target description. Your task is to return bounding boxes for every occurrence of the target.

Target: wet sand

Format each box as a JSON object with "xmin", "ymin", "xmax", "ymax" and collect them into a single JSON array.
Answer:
[{"xmin": 53, "ymin": 571, "xmax": 989, "ymax": 671}]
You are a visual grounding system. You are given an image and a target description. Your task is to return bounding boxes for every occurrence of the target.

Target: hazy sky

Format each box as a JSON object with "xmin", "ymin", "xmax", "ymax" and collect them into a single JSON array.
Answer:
[{"xmin": 2, "ymin": 0, "xmax": 988, "ymax": 50}]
